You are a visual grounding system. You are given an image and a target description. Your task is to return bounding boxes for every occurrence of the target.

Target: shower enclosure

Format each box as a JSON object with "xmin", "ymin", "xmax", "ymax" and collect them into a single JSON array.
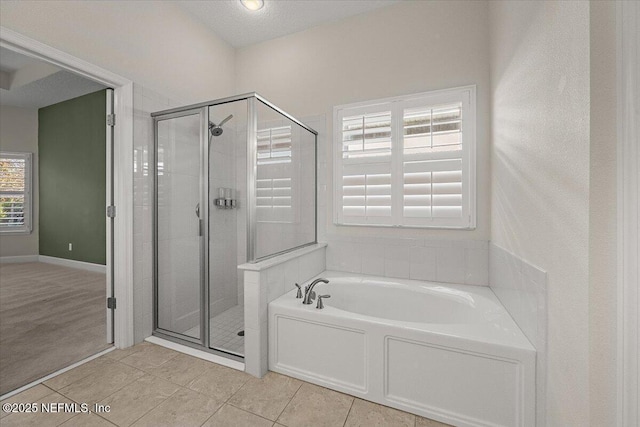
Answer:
[{"xmin": 151, "ymin": 94, "xmax": 317, "ymax": 360}]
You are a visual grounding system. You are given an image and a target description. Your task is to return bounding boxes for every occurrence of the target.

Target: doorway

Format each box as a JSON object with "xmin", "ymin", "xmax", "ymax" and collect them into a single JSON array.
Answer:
[{"xmin": 0, "ymin": 27, "xmax": 134, "ymax": 398}]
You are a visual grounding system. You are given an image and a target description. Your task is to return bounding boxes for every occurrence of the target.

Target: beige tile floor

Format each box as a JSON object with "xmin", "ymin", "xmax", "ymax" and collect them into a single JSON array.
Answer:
[{"xmin": 0, "ymin": 343, "xmax": 452, "ymax": 427}]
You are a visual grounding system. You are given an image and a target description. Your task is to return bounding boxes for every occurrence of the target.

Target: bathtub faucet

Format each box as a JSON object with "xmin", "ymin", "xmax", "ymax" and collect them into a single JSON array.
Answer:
[{"xmin": 302, "ymin": 278, "xmax": 329, "ymax": 304}]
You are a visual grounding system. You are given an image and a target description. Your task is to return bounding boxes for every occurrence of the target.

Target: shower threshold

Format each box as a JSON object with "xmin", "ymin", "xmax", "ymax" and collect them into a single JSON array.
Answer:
[
  {"xmin": 183, "ymin": 305, "xmax": 245, "ymax": 357},
  {"xmin": 146, "ymin": 336, "xmax": 244, "ymax": 372}
]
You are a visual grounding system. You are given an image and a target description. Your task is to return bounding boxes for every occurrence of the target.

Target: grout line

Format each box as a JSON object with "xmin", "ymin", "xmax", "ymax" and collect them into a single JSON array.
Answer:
[
  {"xmin": 226, "ymin": 402, "xmax": 279, "ymax": 425},
  {"xmin": 115, "ymin": 384, "xmax": 182, "ymax": 427},
  {"xmin": 342, "ymin": 398, "xmax": 356, "ymax": 427},
  {"xmin": 273, "ymin": 379, "xmax": 303, "ymax": 424}
]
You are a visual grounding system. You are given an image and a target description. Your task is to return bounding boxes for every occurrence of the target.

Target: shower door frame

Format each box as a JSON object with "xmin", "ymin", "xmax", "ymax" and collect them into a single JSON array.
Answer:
[
  {"xmin": 151, "ymin": 93, "xmax": 318, "ymax": 360},
  {"xmin": 151, "ymin": 107, "xmax": 214, "ymax": 350}
]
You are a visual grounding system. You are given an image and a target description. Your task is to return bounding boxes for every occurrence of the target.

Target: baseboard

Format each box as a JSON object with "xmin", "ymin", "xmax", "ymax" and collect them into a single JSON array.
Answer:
[
  {"xmin": 0, "ymin": 255, "xmax": 39, "ymax": 263},
  {"xmin": 38, "ymin": 255, "xmax": 106, "ymax": 274}
]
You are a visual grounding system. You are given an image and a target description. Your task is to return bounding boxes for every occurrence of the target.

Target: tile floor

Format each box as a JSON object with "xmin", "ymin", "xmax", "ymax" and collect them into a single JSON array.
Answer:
[
  {"xmin": 184, "ymin": 305, "xmax": 245, "ymax": 356},
  {"xmin": 0, "ymin": 343, "xmax": 452, "ymax": 427}
]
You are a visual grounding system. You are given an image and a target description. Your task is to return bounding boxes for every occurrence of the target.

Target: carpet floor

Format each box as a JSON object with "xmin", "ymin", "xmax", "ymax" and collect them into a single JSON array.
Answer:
[{"xmin": 0, "ymin": 262, "xmax": 111, "ymax": 395}]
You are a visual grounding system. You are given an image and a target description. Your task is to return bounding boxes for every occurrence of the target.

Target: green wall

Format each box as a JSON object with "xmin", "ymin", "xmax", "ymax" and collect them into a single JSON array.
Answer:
[{"xmin": 38, "ymin": 90, "xmax": 107, "ymax": 265}]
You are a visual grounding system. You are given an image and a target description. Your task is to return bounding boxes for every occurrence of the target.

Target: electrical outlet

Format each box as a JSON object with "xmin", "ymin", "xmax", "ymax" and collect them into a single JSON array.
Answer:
[{"xmin": 68, "ymin": 243, "xmax": 72, "ymax": 251}]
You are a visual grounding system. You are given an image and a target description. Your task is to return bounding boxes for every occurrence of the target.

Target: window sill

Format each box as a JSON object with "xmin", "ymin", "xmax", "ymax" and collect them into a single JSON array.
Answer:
[{"xmin": 0, "ymin": 229, "xmax": 33, "ymax": 235}]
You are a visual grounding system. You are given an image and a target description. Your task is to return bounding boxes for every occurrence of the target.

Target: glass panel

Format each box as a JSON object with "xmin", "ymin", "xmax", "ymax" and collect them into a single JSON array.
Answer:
[
  {"xmin": 156, "ymin": 112, "xmax": 202, "ymax": 340},
  {"xmin": 254, "ymin": 100, "xmax": 316, "ymax": 260},
  {"xmin": 207, "ymin": 100, "xmax": 247, "ymax": 356}
]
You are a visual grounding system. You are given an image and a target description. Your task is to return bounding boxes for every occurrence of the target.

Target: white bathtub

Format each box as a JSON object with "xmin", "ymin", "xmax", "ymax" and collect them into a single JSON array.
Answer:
[{"xmin": 268, "ymin": 271, "xmax": 536, "ymax": 427}]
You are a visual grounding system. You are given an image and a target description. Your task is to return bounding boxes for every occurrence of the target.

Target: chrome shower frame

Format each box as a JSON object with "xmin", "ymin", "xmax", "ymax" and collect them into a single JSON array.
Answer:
[{"xmin": 150, "ymin": 93, "xmax": 318, "ymax": 359}]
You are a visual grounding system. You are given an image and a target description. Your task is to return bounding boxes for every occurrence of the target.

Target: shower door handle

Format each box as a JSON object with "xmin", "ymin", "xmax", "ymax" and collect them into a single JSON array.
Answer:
[{"xmin": 195, "ymin": 203, "xmax": 203, "ymax": 236}]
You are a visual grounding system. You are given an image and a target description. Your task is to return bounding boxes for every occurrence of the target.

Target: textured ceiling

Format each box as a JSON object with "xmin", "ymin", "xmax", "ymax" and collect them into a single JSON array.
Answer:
[
  {"xmin": 0, "ymin": 70, "xmax": 107, "ymax": 109},
  {"xmin": 178, "ymin": 0, "xmax": 400, "ymax": 48},
  {"xmin": 0, "ymin": 47, "xmax": 107, "ymax": 109},
  {"xmin": 0, "ymin": 48, "xmax": 41, "ymax": 72}
]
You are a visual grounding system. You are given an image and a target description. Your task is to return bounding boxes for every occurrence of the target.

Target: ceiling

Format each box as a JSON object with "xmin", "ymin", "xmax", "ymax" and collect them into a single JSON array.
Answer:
[
  {"xmin": 0, "ymin": 47, "xmax": 107, "ymax": 109},
  {"xmin": 178, "ymin": 0, "xmax": 400, "ymax": 48}
]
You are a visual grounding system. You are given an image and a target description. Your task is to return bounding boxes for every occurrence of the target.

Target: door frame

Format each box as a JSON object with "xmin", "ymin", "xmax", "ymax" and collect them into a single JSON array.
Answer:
[
  {"xmin": 616, "ymin": 1, "xmax": 639, "ymax": 426},
  {"xmin": 0, "ymin": 26, "xmax": 135, "ymax": 349}
]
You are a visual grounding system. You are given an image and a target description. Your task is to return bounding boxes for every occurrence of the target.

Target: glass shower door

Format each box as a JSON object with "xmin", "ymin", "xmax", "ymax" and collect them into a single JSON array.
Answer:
[{"xmin": 155, "ymin": 110, "xmax": 205, "ymax": 342}]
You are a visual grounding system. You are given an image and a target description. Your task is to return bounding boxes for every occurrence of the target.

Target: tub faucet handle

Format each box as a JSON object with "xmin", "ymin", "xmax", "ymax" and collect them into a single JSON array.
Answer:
[
  {"xmin": 294, "ymin": 283, "xmax": 302, "ymax": 299},
  {"xmin": 316, "ymin": 295, "xmax": 331, "ymax": 309}
]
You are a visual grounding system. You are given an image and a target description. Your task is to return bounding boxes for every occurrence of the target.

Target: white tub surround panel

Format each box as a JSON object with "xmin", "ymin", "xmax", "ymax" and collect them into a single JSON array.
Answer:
[
  {"xmin": 326, "ymin": 236, "xmax": 488, "ymax": 286},
  {"xmin": 239, "ymin": 243, "xmax": 326, "ymax": 377},
  {"xmin": 489, "ymin": 243, "xmax": 547, "ymax": 427},
  {"xmin": 270, "ymin": 271, "xmax": 535, "ymax": 427}
]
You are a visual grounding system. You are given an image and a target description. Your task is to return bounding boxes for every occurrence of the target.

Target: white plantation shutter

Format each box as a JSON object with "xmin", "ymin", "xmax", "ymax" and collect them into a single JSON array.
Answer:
[
  {"xmin": 256, "ymin": 124, "xmax": 296, "ymax": 223},
  {"xmin": 334, "ymin": 87, "xmax": 475, "ymax": 229},
  {"xmin": 257, "ymin": 125, "xmax": 292, "ymax": 165},
  {"xmin": 337, "ymin": 105, "xmax": 393, "ymax": 225},
  {"xmin": 0, "ymin": 152, "xmax": 32, "ymax": 233}
]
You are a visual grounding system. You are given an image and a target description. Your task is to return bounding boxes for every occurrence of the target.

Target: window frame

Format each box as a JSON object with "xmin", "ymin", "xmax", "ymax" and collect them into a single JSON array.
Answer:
[
  {"xmin": 0, "ymin": 151, "xmax": 33, "ymax": 234},
  {"xmin": 333, "ymin": 85, "xmax": 476, "ymax": 229}
]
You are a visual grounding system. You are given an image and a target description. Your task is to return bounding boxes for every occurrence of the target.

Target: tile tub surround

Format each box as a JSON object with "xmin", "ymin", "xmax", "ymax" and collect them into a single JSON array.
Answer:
[
  {"xmin": 325, "ymin": 236, "xmax": 489, "ymax": 286},
  {"xmin": 0, "ymin": 342, "xmax": 451, "ymax": 427},
  {"xmin": 239, "ymin": 244, "xmax": 327, "ymax": 378},
  {"xmin": 489, "ymin": 243, "xmax": 547, "ymax": 427}
]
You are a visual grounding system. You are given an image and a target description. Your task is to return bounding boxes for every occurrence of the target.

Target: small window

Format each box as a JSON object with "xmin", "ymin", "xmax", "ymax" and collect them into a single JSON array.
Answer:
[
  {"xmin": 334, "ymin": 86, "xmax": 476, "ymax": 229},
  {"xmin": 256, "ymin": 125, "xmax": 295, "ymax": 223},
  {"xmin": 0, "ymin": 152, "xmax": 33, "ymax": 233},
  {"xmin": 257, "ymin": 125, "xmax": 292, "ymax": 165}
]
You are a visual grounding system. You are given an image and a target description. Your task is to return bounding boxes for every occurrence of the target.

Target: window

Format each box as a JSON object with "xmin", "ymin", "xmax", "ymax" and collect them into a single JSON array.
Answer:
[
  {"xmin": 257, "ymin": 125, "xmax": 292, "ymax": 165},
  {"xmin": 256, "ymin": 125, "xmax": 295, "ymax": 223},
  {"xmin": 0, "ymin": 152, "xmax": 33, "ymax": 233},
  {"xmin": 334, "ymin": 86, "xmax": 476, "ymax": 229}
]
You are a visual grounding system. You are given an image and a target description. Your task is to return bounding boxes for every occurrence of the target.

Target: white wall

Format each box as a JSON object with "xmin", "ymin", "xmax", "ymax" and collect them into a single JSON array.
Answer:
[
  {"xmin": 0, "ymin": 1, "xmax": 236, "ymax": 103},
  {"xmin": 588, "ymin": 1, "xmax": 618, "ymax": 425},
  {"xmin": 489, "ymin": 1, "xmax": 590, "ymax": 426},
  {"xmin": 236, "ymin": 0, "xmax": 491, "ymax": 247},
  {"xmin": 0, "ymin": 105, "xmax": 38, "ymax": 257}
]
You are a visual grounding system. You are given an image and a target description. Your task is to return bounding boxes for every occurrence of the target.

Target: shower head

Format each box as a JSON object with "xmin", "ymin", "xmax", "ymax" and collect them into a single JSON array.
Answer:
[{"xmin": 208, "ymin": 114, "xmax": 233, "ymax": 138}]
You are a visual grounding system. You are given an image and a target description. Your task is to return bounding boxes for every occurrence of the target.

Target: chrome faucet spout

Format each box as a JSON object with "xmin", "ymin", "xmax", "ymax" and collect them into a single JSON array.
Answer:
[{"xmin": 302, "ymin": 278, "xmax": 329, "ymax": 304}]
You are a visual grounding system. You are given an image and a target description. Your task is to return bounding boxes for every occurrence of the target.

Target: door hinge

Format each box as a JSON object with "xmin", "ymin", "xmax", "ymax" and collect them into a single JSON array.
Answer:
[
  {"xmin": 107, "ymin": 205, "xmax": 116, "ymax": 218},
  {"xmin": 107, "ymin": 297, "xmax": 116, "ymax": 309},
  {"xmin": 107, "ymin": 114, "xmax": 116, "ymax": 127}
]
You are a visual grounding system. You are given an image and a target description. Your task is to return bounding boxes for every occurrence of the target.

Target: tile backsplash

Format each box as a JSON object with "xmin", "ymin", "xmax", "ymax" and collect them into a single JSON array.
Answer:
[{"xmin": 325, "ymin": 235, "xmax": 489, "ymax": 286}]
